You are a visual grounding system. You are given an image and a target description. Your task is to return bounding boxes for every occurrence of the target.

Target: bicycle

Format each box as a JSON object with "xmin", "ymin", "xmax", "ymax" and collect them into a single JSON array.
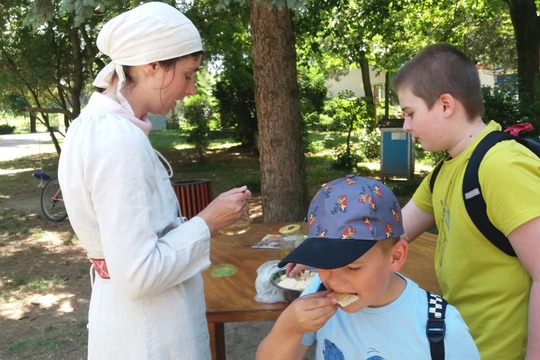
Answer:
[{"xmin": 35, "ymin": 172, "xmax": 68, "ymax": 222}]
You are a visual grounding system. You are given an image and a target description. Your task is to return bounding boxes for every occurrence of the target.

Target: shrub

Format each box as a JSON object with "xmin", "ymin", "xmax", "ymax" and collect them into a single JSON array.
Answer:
[
  {"xmin": 0, "ymin": 124, "xmax": 15, "ymax": 134},
  {"xmin": 180, "ymin": 95, "xmax": 212, "ymax": 161},
  {"xmin": 482, "ymin": 86, "xmax": 520, "ymax": 129}
]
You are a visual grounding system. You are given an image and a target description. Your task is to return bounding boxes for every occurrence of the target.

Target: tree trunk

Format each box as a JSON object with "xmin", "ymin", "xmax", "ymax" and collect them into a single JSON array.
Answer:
[
  {"xmin": 358, "ymin": 53, "xmax": 373, "ymax": 101},
  {"xmin": 358, "ymin": 53, "xmax": 375, "ymax": 122},
  {"xmin": 249, "ymin": 0, "xmax": 309, "ymax": 222},
  {"xmin": 385, "ymin": 72, "xmax": 390, "ymax": 119},
  {"xmin": 69, "ymin": 25, "xmax": 83, "ymax": 120},
  {"xmin": 505, "ymin": 0, "xmax": 540, "ymax": 105},
  {"xmin": 29, "ymin": 112, "xmax": 37, "ymax": 133}
]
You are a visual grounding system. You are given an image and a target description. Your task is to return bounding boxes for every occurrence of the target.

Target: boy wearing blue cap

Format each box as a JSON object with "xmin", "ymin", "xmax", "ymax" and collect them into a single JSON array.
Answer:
[{"xmin": 257, "ymin": 175, "xmax": 479, "ymax": 360}]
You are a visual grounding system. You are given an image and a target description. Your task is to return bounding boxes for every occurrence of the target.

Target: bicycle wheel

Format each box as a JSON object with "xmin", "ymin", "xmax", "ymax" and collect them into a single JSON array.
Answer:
[{"xmin": 41, "ymin": 179, "xmax": 68, "ymax": 222}]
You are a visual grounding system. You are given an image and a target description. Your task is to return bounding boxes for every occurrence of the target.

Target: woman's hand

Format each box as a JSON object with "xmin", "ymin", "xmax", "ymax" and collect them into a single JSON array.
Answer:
[{"xmin": 197, "ymin": 186, "xmax": 252, "ymax": 237}]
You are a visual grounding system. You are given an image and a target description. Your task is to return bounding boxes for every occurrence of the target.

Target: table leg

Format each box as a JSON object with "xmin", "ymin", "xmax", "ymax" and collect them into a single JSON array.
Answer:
[{"xmin": 208, "ymin": 321, "xmax": 226, "ymax": 360}]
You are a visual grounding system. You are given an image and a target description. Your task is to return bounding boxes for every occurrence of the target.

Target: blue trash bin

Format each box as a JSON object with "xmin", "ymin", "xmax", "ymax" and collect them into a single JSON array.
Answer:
[{"xmin": 378, "ymin": 119, "xmax": 414, "ymax": 181}]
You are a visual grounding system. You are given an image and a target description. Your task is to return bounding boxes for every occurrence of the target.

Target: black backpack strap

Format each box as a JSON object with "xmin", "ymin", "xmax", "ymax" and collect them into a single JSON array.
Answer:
[
  {"xmin": 429, "ymin": 159, "xmax": 444, "ymax": 193},
  {"xmin": 463, "ymin": 131, "xmax": 518, "ymax": 256},
  {"xmin": 426, "ymin": 291, "xmax": 447, "ymax": 360},
  {"xmin": 429, "ymin": 130, "xmax": 539, "ymax": 256}
]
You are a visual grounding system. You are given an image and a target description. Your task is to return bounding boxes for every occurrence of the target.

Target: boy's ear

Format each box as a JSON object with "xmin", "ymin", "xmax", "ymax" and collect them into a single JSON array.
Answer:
[
  {"xmin": 390, "ymin": 239, "xmax": 408, "ymax": 272},
  {"xmin": 439, "ymin": 93, "xmax": 455, "ymax": 115}
]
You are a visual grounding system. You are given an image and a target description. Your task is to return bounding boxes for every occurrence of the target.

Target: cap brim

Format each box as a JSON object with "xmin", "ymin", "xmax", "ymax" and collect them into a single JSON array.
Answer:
[{"xmin": 277, "ymin": 237, "xmax": 378, "ymax": 269}]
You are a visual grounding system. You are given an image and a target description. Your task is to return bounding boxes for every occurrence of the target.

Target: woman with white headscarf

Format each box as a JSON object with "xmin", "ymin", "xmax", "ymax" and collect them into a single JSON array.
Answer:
[{"xmin": 58, "ymin": 3, "xmax": 251, "ymax": 359}]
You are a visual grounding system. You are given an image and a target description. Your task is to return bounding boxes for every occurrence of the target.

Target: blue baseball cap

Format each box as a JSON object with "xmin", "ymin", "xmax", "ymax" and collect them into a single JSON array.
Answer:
[{"xmin": 278, "ymin": 175, "xmax": 404, "ymax": 269}]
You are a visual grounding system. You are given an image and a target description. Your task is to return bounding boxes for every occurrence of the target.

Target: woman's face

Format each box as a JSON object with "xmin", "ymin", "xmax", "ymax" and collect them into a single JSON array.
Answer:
[{"xmin": 148, "ymin": 54, "xmax": 202, "ymax": 115}]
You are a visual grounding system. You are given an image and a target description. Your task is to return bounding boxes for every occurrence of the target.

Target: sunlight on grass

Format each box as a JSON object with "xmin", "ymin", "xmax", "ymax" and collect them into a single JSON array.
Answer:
[
  {"xmin": 31, "ymin": 232, "xmax": 45, "ymax": 240},
  {"xmin": 0, "ymin": 209, "xmax": 30, "ymax": 236},
  {"xmin": 63, "ymin": 234, "xmax": 77, "ymax": 246},
  {"xmin": 169, "ymin": 138, "xmax": 240, "ymax": 151},
  {"xmin": 4, "ymin": 317, "xmax": 88, "ymax": 356},
  {"xmin": 4, "ymin": 275, "xmax": 64, "ymax": 294},
  {"xmin": 149, "ymin": 129, "xmax": 241, "ymax": 152},
  {"xmin": 0, "ymin": 167, "xmax": 36, "ymax": 175},
  {"xmin": 171, "ymin": 143, "xmax": 194, "ymax": 150},
  {"xmin": 21, "ymin": 276, "xmax": 63, "ymax": 293},
  {"xmin": 6, "ymin": 334, "xmax": 67, "ymax": 356},
  {"xmin": 208, "ymin": 140, "xmax": 241, "ymax": 149}
]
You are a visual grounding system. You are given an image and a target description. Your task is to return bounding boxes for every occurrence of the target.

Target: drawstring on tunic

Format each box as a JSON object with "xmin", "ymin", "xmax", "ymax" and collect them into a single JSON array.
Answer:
[{"xmin": 88, "ymin": 150, "xmax": 186, "ymax": 287}]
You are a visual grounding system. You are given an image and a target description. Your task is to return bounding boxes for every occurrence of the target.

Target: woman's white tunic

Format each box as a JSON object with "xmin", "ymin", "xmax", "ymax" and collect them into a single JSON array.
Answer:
[{"xmin": 58, "ymin": 93, "xmax": 212, "ymax": 359}]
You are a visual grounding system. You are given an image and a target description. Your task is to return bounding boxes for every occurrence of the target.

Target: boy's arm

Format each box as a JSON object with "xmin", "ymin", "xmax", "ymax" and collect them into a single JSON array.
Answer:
[
  {"xmin": 257, "ymin": 325, "xmax": 309, "ymax": 360},
  {"xmin": 507, "ymin": 216, "xmax": 540, "ymax": 359},
  {"xmin": 256, "ymin": 293, "xmax": 338, "ymax": 360},
  {"xmin": 401, "ymin": 199, "xmax": 435, "ymax": 242}
]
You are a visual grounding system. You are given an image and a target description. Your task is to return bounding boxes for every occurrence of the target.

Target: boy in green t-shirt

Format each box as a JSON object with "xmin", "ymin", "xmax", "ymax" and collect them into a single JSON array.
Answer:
[{"xmin": 393, "ymin": 43, "xmax": 540, "ymax": 359}]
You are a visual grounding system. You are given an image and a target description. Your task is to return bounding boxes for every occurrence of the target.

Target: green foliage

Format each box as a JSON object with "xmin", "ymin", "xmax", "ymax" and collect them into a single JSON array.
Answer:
[
  {"xmin": 319, "ymin": 92, "xmax": 360, "ymax": 131},
  {"xmin": 516, "ymin": 84, "xmax": 540, "ymax": 136},
  {"xmin": 482, "ymin": 85, "xmax": 521, "ymax": 128},
  {"xmin": 319, "ymin": 91, "xmax": 379, "ymax": 171},
  {"xmin": 482, "ymin": 84, "xmax": 540, "ymax": 136},
  {"xmin": 384, "ymin": 176, "xmax": 424, "ymax": 197},
  {"xmin": 216, "ymin": 0, "xmax": 306, "ymax": 11},
  {"xmin": 2, "ymin": 0, "xmax": 535, "ymax": 154},
  {"xmin": 357, "ymin": 127, "xmax": 380, "ymax": 161},
  {"xmin": 298, "ymin": 65, "xmax": 328, "ymax": 121},
  {"xmin": 414, "ymin": 143, "xmax": 448, "ymax": 167},
  {"xmin": 0, "ymin": 124, "xmax": 16, "ymax": 134},
  {"xmin": 3, "ymin": 94, "xmax": 29, "ymax": 115},
  {"xmin": 180, "ymin": 95, "xmax": 212, "ymax": 161},
  {"xmin": 213, "ymin": 61, "xmax": 257, "ymax": 148},
  {"xmin": 298, "ymin": 64, "xmax": 328, "ymax": 154},
  {"xmin": 187, "ymin": 0, "xmax": 257, "ymax": 148},
  {"xmin": 333, "ymin": 142, "xmax": 364, "ymax": 171}
]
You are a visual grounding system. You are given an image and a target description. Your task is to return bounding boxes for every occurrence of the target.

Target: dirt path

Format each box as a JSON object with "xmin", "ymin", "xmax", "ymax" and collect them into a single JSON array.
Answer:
[{"xmin": 0, "ymin": 133, "xmax": 58, "ymax": 162}]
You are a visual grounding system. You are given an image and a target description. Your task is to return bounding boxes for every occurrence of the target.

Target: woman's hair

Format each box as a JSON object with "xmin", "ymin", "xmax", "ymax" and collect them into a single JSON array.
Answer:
[
  {"xmin": 393, "ymin": 43, "xmax": 484, "ymax": 121},
  {"xmin": 121, "ymin": 51, "xmax": 203, "ymax": 89}
]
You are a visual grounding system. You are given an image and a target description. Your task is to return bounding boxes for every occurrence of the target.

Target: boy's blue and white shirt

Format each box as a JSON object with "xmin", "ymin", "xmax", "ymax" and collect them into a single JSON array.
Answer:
[{"xmin": 301, "ymin": 274, "xmax": 480, "ymax": 360}]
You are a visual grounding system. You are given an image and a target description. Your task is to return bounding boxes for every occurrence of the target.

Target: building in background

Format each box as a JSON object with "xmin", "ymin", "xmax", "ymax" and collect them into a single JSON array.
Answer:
[{"xmin": 325, "ymin": 66, "xmax": 501, "ymax": 99}]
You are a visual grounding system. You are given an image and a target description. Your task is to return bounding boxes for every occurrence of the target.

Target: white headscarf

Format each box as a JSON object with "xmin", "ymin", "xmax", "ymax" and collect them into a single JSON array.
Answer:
[{"xmin": 93, "ymin": 2, "xmax": 203, "ymax": 115}]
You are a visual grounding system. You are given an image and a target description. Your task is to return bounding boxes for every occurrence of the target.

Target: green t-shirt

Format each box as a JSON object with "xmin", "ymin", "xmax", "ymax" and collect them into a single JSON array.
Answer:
[{"xmin": 413, "ymin": 121, "xmax": 539, "ymax": 359}]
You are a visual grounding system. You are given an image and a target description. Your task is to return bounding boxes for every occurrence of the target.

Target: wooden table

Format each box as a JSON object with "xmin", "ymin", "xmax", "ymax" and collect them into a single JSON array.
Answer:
[{"xmin": 203, "ymin": 223, "xmax": 440, "ymax": 360}]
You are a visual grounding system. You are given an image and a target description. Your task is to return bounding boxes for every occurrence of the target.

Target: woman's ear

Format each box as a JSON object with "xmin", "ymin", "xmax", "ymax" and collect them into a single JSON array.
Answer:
[
  {"xmin": 390, "ymin": 239, "xmax": 408, "ymax": 272},
  {"xmin": 142, "ymin": 62, "xmax": 159, "ymax": 76}
]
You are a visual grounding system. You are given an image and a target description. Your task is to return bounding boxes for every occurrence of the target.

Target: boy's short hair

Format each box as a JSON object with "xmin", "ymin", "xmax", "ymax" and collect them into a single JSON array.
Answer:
[
  {"xmin": 393, "ymin": 43, "xmax": 484, "ymax": 121},
  {"xmin": 278, "ymin": 175, "xmax": 404, "ymax": 269}
]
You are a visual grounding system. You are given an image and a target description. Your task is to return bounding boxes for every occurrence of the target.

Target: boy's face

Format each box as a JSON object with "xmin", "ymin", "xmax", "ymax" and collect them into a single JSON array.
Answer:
[
  {"xmin": 396, "ymin": 86, "xmax": 447, "ymax": 152},
  {"xmin": 317, "ymin": 241, "xmax": 402, "ymax": 313}
]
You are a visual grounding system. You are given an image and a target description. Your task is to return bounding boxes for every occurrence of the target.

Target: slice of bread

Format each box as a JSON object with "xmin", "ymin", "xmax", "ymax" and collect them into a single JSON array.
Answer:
[{"xmin": 328, "ymin": 292, "xmax": 359, "ymax": 307}]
